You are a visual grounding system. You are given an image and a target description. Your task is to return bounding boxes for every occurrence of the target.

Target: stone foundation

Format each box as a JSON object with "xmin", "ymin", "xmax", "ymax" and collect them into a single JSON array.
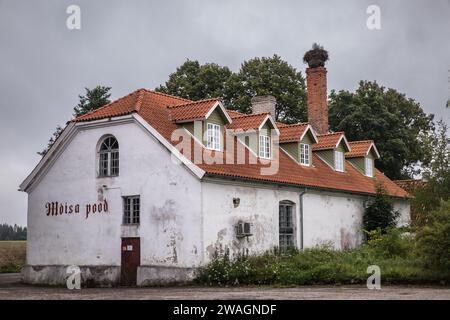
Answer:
[
  {"xmin": 137, "ymin": 266, "xmax": 197, "ymax": 286},
  {"xmin": 21, "ymin": 265, "xmax": 120, "ymax": 287}
]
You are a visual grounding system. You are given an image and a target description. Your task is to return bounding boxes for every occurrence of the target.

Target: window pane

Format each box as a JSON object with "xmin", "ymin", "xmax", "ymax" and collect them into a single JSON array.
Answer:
[{"xmin": 123, "ymin": 198, "xmax": 131, "ymax": 224}]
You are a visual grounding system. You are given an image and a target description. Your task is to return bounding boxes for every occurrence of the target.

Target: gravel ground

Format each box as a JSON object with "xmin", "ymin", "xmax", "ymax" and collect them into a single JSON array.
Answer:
[{"xmin": 0, "ymin": 273, "xmax": 449, "ymax": 300}]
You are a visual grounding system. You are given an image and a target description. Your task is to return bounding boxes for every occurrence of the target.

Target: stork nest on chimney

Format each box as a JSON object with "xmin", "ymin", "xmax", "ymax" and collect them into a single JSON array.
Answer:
[{"xmin": 303, "ymin": 43, "xmax": 329, "ymax": 68}]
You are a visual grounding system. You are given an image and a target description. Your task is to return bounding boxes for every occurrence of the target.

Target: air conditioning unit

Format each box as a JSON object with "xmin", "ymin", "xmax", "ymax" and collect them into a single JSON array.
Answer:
[{"xmin": 235, "ymin": 221, "xmax": 253, "ymax": 238}]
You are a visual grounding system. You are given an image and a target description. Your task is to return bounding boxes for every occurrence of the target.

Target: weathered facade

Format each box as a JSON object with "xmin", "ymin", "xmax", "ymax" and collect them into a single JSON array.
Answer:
[{"xmin": 20, "ymin": 59, "xmax": 410, "ymax": 286}]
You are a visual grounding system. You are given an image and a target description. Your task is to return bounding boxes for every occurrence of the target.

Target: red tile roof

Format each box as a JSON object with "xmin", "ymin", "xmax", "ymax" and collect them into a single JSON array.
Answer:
[
  {"xmin": 279, "ymin": 123, "xmax": 310, "ymax": 143},
  {"xmin": 312, "ymin": 132, "xmax": 347, "ymax": 150},
  {"xmin": 226, "ymin": 113, "xmax": 270, "ymax": 131},
  {"xmin": 346, "ymin": 140, "xmax": 379, "ymax": 158},
  {"xmin": 74, "ymin": 89, "xmax": 408, "ymax": 198},
  {"xmin": 168, "ymin": 98, "xmax": 220, "ymax": 122}
]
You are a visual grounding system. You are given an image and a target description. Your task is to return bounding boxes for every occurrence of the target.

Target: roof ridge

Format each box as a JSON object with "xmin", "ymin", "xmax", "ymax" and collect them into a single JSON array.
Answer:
[
  {"xmin": 231, "ymin": 112, "xmax": 270, "ymax": 119},
  {"xmin": 318, "ymin": 131, "xmax": 344, "ymax": 136},
  {"xmin": 134, "ymin": 89, "xmax": 146, "ymax": 112},
  {"xmin": 167, "ymin": 97, "xmax": 220, "ymax": 109},
  {"xmin": 349, "ymin": 140, "xmax": 374, "ymax": 144},
  {"xmin": 280, "ymin": 122, "xmax": 309, "ymax": 128},
  {"xmin": 146, "ymin": 89, "xmax": 192, "ymax": 103},
  {"xmin": 73, "ymin": 89, "xmax": 141, "ymax": 121}
]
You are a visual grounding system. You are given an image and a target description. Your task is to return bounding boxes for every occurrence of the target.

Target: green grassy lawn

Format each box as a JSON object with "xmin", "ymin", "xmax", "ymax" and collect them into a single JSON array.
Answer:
[{"xmin": 0, "ymin": 241, "xmax": 26, "ymax": 273}]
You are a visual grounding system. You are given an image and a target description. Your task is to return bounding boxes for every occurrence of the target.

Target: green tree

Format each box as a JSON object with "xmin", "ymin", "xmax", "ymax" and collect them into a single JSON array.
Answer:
[
  {"xmin": 328, "ymin": 81, "xmax": 434, "ymax": 179},
  {"xmin": 411, "ymin": 120, "xmax": 450, "ymax": 227},
  {"xmin": 156, "ymin": 60, "xmax": 232, "ymax": 101},
  {"xmin": 73, "ymin": 86, "xmax": 112, "ymax": 117},
  {"xmin": 225, "ymin": 55, "xmax": 307, "ymax": 123},
  {"xmin": 415, "ymin": 200, "xmax": 450, "ymax": 271},
  {"xmin": 39, "ymin": 86, "xmax": 111, "ymax": 156},
  {"xmin": 363, "ymin": 185, "xmax": 399, "ymax": 234}
]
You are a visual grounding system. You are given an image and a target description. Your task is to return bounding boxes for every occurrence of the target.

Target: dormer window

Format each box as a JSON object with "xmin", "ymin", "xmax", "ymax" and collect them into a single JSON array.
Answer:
[
  {"xmin": 259, "ymin": 134, "xmax": 271, "ymax": 159},
  {"xmin": 207, "ymin": 123, "xmax": 221, "ymax": 151},
  {"xmin": 299, "ymin": 143, "xmax": 310, "ymax": 166},
  {"xmin": 335, "ymin": 150, "xmax": 344, "ymax": 172},
  {"xmin": 365, "ymin": 158, "xmax": 373, "ymax": 177}
]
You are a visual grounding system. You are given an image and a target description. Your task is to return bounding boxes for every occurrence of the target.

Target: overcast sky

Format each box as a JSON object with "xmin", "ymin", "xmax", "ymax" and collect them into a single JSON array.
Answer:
[{"xmin": 1, "ymin": 0, "xmax": 449, "ymax": 226}]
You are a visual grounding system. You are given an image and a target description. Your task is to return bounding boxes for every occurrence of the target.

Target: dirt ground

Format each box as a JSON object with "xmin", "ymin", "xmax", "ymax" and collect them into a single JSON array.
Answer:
[{"xmin": 0, "ymin": 273, "xmax": 449, "ymax": 300}]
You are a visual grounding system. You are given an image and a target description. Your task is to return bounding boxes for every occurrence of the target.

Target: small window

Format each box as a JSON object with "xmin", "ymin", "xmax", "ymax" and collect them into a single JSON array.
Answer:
[
  {"xmin": 279, "ymin": 202, "xmax": 295, "ymax": 252},
  {"xmin": 365, "ymin": 158, "xmax": 373, "ymax": 177},
  {"xmin": 299, "ymin": 143, "xmax": 310, "ymax": 166},
  {"xmin": 259, "ymin": 135, "xmax": 271, "ymax": 159},
  {"xmin": 123, "ymin": 196, "xmax": 140, "ymax": 224},
  {"xmin": 98, "ymin": 136, "xmax": 119, "ymax": 177},
  {"xmin": 335, "ymin": 150, "xmax": 344, "ymax": 172},
  {"xmin": 207, "ymin": 123, "xmax": 221, "ymax": 151}
]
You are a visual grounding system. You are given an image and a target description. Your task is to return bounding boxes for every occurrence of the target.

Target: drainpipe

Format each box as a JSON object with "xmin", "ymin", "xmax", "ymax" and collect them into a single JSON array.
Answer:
[{"xmin": 299, "ymin": 188, "xmax": 307, "ymax": 250}]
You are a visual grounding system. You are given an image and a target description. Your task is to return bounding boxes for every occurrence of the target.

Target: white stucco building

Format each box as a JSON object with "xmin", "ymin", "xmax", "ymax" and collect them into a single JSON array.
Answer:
[{"xmin": 19, "ymin": 62, "xmax": 410, "ymax": 286}]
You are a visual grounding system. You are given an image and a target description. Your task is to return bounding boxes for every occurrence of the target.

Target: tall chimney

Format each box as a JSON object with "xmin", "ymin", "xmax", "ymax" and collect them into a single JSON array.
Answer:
[
  {"xmin": 304, "ymin": 43, "xmax": 329, "ymax": 134},
  {"xmin": 251, "ymin": 95, "xmax": 276, "ymax": 119}
]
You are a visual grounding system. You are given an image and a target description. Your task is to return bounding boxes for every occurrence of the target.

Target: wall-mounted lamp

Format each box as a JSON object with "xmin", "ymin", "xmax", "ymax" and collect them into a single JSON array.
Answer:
[{"xmin": 233, "ymin": 197, "xmax": 240, "ymax": 208}]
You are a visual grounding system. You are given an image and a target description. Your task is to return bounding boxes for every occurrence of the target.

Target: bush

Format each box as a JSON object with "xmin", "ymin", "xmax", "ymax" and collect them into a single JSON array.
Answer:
[
  {"xmin": 366, "ymin": 228, "xmax": 413, "ymax": 258},
  {"xmin": 363, "ymin": 185, "xmax": 399, "ymax": 234},
  {"xmin": 415, "ymin": 200, "xmax": 450, "ymax": 271}
]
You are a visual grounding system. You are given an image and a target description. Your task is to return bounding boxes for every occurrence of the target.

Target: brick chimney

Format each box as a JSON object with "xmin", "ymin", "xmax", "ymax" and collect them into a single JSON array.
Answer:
[
  {"xmin": 251, "ymin": 95, "xmax": 276, "ymax": 119},
  {"xmin": 303, "ymin": 43, "xmax": 330, "ymax": 134},
  {"xmin": 306, "ymin": 67, "xmax": 328, "ymax": 134}
]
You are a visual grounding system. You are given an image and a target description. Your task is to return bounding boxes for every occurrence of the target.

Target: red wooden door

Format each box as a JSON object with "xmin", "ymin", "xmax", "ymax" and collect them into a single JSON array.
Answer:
[{"xmin": 121, "ymin": 238, "xmax": 140, "ymax": 286}]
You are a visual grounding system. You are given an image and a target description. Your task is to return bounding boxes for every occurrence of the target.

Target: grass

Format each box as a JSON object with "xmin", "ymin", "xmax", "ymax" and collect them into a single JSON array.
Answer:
[
  {"xmin": 0, "ymin": 241, "xmax": 26, "ymax": 273},
  {"xmin": 195, "ymin": 230, "xmax": 450, "ymax": 287}
]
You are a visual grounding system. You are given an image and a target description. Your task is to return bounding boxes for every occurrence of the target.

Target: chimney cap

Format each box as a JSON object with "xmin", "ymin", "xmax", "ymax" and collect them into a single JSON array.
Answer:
[{"xmin": 303, "ymin": 43, "xmax": 329, "ymax": 68}]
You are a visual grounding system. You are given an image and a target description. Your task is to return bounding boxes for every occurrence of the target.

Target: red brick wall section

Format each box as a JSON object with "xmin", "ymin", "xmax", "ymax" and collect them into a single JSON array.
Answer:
[{"xmin": 306, "ymin": 67, "xmax": 328, "ymax": 134}]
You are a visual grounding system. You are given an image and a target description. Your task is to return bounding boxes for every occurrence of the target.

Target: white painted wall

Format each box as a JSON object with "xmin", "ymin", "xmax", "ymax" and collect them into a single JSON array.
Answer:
[
  {"xmin": 26, "ymin": 120, "xmax": 203, "ymax": 268},
  {"xmin": 201, "ymin": 180, "xmax": 300, "ymax": 261},
  {"xmin": 302, "ymin": 191, "xmax": 366, "ymax": 249},
  {"xmin": 201, "ymin": 181, "xmax": 411, "ymax": 257},
  {"xmin": 394, "ymin": 199, "xmax": 411, "ymax": 227}
]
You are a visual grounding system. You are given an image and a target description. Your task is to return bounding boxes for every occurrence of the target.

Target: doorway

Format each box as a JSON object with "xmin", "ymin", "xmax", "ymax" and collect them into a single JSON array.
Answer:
[{"xmin": 121, "ymin": 237, "xmax": 140, "ymax": 286}]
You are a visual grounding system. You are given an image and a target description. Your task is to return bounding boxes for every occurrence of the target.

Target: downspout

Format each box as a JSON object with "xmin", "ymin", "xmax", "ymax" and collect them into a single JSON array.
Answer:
[{"xmin": 299, "ymin": 188, "xmax": 307, "ymax": 250}]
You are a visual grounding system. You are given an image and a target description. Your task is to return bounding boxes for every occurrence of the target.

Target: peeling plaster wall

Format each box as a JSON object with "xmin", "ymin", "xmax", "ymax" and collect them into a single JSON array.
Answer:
[
  {"xmin": 26, "ymin": 121, "xmax": 202, "ymax": 269},
  {"xmin": 394, "ymin": 199, "xmax": 411, "ymax": 227},
  {"xmin": 201, "ymin": 182, "xmax": 411, "ymax": 256},
  {"xmin": 201, "ymin": 181, "xmax": 300, "ymax": 261},
  {"xmin": 302, "ymin": 191, "xmax": 366, "ymax": 250}
]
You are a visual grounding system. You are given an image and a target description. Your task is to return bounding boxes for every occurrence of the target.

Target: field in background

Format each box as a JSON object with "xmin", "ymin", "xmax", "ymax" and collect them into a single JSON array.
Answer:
[{"xmin": 0, "ymin": 241, "xmax": 26, "ymax": 273}]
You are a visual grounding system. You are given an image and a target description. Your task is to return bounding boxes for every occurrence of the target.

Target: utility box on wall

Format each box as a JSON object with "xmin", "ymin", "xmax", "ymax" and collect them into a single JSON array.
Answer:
[{"xmin": 235, "ymin": 221, "xmax": 253, "ymax": 238}]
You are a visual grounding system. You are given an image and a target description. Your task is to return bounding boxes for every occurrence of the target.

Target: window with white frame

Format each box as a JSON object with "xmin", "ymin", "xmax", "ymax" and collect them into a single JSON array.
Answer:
[
  {"xmin": 123, "ymin": 196, "xmax": 140, "ymax": 224},
  {"xmin": 98, "ymin": 136, "xmax": 119, "ymax": 177},
  {"xmin": 335, "ymin": 150, "xmax": 344, "ymax": 172},
  {"xmin": 365, "ymin": 157, "xmax": 373, "ymax": 177},
  {"xmin": 299, "ymin": 143, "xmax": 310, "ymax": 166},
  {"xmin": 207, "ymin": 123, "xmax": 221, "ymax": 151},
  {"xmin": 259, "ymin": 135, "xmax": 271, "ymax": 159}
]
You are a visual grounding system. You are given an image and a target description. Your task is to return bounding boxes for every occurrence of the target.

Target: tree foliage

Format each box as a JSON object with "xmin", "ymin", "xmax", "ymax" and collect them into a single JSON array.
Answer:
[
  {"xmin": 415, "ymin": 200, "xmax": 450, "ymax": 271},
  {"xmin": 224, "ymin": 55, "xmax": 307, "ymax": 123},
  {"xmin": 411, "ymin": 120, "xmax": 450, "ymax": 227},
  {"xmin": 363, "ymin": 185, "xmax": 399, "ymax": 234},
  {"xmin": 0, "ymin": 224, "xmax": 27, "ymax": 240},
  {"xmin": 156, "ymin": 56, "xmax": 307, "ymax": 123},
  {"xmin": 328, "ymin": 81, "xmax": 435, "ymax": 179},
  {"xmin": 73, "ymin": 86, "xmax": 112, "ymax": 117},
  {"xmin": 156, "ymin": 60, "xmax": 232, "ymax": 101},
  {"xmin": 39, "ymin": 86, "xmax": 111, "ymax": 156}
]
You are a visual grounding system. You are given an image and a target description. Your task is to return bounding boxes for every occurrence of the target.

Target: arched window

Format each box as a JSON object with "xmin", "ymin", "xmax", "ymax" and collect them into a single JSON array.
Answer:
[{"xmin": 98, "ymin": 136, "xmax": 119, "ymax": 177}]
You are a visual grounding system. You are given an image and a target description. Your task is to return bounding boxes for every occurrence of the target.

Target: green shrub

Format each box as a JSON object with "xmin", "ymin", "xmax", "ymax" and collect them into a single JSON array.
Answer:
[
  {"xmin": 363, "ymin": 185, "xmax": 399, "ymax": 234},
  {"xmin": 415, "ymin": 200, "xmax": 450, "ymax": 271},
  {"xmin": 366, "ymin": 228, "xmax": 413, "ymax": 258}
]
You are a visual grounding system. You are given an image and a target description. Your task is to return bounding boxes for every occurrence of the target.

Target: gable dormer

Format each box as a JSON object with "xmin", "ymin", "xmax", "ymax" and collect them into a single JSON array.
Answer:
[
  {"xmin": 346, "ymin": 140, "xmax": 380, "ymax": 177},
  {"xmin": 279, "ymin": 123, "xmax": 318, "ymax": 166},
  {"xmin": 169, "ymin": 98, "xmax": 232, "ymax": 151},
  {"xmin": 312, "ymin": 132, "xmax": 351, "ymax": 172},
  {"xmin": 227, "ymin": 113, "xmax": 279, "ymax": 159}
]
